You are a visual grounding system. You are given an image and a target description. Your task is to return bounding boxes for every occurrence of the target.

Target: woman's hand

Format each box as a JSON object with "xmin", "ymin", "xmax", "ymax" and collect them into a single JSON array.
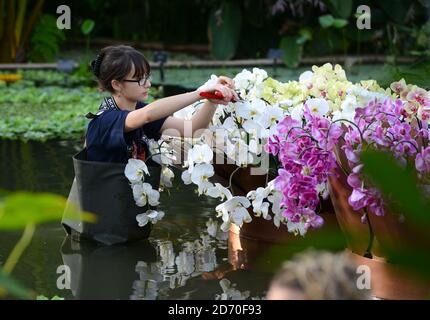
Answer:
[
  {"xmin": 197, "ymin": 76, "xmax": 238, "ymax": 105},
  {"xmin": 217, "ymin": 76, "xmax": 235, "ymax": 90}
]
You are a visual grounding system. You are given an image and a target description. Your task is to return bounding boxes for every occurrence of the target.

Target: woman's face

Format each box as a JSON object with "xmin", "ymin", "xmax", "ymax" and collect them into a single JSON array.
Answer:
[{"xmin": 114, "ymin": 66, "xmax": 151, "ymax": 101}]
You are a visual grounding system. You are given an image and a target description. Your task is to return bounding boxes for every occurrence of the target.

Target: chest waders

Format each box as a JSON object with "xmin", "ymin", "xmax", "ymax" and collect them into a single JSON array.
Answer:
[{"xmin": 62, "ymin": 97, "xmax": 161, "ymax": 245}]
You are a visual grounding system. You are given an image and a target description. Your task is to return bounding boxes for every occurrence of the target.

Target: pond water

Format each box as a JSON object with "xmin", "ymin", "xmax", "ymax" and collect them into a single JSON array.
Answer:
[{"xmin": 0, "ymin": 139, "xmax": 273, "ymax": 300}]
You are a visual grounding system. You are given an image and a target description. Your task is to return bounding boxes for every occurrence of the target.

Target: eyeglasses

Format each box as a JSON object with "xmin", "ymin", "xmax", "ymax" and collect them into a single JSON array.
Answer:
[{"xmin": 123, "ymin": 74, "xmax": 152, "ymax": 86}]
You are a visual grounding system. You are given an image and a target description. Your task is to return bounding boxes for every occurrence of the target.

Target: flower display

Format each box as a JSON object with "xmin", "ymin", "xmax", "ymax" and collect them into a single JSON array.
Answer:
[{"xmin": 126, "ymin": 65, "xmax": 430, "ymax": 237}]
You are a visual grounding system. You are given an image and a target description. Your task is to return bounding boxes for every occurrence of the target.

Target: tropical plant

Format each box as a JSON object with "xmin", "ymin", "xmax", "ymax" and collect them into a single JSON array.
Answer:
[
  {"xmin": 28, "ymin": 14, "xmax": 66, "ymax": 62},
  {"xmin": 0, "ymin": 0, "xmax": 45, "ymax": 62}
]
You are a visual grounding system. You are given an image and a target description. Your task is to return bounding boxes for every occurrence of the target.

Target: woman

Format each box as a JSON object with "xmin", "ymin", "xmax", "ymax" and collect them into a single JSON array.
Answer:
[
  {"xmin": 86, "ymin": 45, "xmax": 238, "ymax": 163},
  {"xmin": 64, "ymin": 45, "xmax": 237, "ymax": 245}
]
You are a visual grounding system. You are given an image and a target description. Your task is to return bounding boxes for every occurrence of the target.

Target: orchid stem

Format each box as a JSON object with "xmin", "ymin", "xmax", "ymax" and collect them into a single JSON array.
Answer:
[
  {"xmin": 363, "ymin": 210, "xmax": 374, "ymax": 259},
  {"xmin": 227, "ymin": 166, "xmax": 242, "ymax": 191}
]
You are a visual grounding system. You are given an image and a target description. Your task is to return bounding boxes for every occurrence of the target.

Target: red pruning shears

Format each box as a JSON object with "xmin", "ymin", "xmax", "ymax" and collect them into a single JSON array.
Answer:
[{"xmin": 199, "ymin": 90, "xmax": 243, "ymax": 103}]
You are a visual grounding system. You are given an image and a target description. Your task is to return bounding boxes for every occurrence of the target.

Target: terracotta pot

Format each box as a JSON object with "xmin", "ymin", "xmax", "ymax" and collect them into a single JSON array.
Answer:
[
  {"xmin": 329, "ymin": 152, "xmax": 430, "ymax": 257},
  {"xmin": 349, "ymin": 251, "xmax": 430, "ymax": 300},
  {"xmin": 328, "ymin": 164, "xmax": 381, "ymax": 256},
  {"xmin": 367, "ymin": 208, "xmax": 430, "ymax": 259},
  {"xmin": 329, "ymin": 162, "xmax": 430, "ymax": 299}
]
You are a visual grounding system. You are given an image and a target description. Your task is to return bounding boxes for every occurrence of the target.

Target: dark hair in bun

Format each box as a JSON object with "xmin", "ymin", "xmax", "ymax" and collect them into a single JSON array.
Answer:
[{"xmin": 90, "ymin": 53, "xmax": 105, "ymax": 77}]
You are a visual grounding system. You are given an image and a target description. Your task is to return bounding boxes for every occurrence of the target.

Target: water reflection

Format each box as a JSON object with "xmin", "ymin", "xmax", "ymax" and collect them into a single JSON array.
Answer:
[
  {"xmin": 61, "ymin": 230, "xmax": 231, "ymax": 300},
  {"xmin": 0, "ymin": 140, "xmax": 272, "ymax": 300},
  {"xmin": 60, "ymin": 226, "xmax": 272, "ymax": 300}
]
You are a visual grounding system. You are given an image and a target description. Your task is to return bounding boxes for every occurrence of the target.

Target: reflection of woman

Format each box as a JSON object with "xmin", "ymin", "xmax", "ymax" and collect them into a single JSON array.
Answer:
[
  {"xmin": 61, "ymin": 236, "xmax": 157, "ymax": 300},
  {"xmin": 86, "ymin": 45, "xmax": 237, "ymax": 163}
]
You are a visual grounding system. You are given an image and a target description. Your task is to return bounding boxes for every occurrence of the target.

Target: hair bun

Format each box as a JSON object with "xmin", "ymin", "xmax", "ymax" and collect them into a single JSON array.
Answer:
[{"xmin": 91, "ymin": 53, "xmax": 105, "ymax": 77}]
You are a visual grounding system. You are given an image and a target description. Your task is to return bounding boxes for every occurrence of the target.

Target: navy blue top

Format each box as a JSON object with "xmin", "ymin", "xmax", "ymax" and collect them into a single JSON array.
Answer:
[{"xmin": 86, "ymin": 101, "xmax": 167, "ymax": 163}]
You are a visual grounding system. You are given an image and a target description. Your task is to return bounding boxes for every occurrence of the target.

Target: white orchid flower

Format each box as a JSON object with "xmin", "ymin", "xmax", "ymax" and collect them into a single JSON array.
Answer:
[
  {"xmin": 197, "ymin": 74, "xmax": 219, "ymax": 92},
  {"xmin": 242, "ymin": 119, "xmax": 266, "ymax": 138},
  {"xmin": 233, "ymin": 69, "xmax": 253, "ymax": 90},
  {"xmin": 148, "ymin": 139, "xmax": 177, "ymax": 165},
  {"xmin": 132, "ymin": 182, "xmax": 160, "ymax": 207},
  {"xmin": 136, "ymin": 209, "xmax": 165, "ymax": 227},
  {"xmin": 247, "ymin": 187, "xmax": 271, "ymax": 220},
  {"xmin": 306, "ymin": 98, "xmax": 330, "ymax": 117},
  {"xmin": 236, "ymin": 99, "xmax": 265, "ymax": 120},
  {"xmin": 216, "ymin": 196, "xmax": 252, "ymax": 228},
  {"xmin": 251, "ymin": 67, "xmax": 268, "ymax": 84},
  {"xmin": 290, "ymin": 103, "xmax": 304, "ymax": 121},
  {"xmin": 279, "ymin": 99, "xmax": 294, "ymax": 107},
  {"xmin": 266, "ymin": 105, "xmax": 285, "ymax": 126},
  {"xmin": 160, "ymin": 166, "xmax": 175, "ymax": 188},
  {"xmin": 248, "ymin": 138, "xmax": 262, "ymax": 154},
  {"xmin": 287, "ymin": 220, "xmax": 307, "ymax": 236},
  {"xmin": 181, "ymin": 170, "xmax": 192, "ymax": 185},
  {"xmin": 268, "ymin": 190, "xmax": 284, "ymax": 227},
  {"xmin": 273, "ymin": 211, "xmax": 286, "ymax": 228},
  {"xmin": 268, "ymin": 190, "xmax": 282, "ymax": 214},
  {"xmin": 254, "ymin": 202, "xmax": 271, "ymax": 220},
  {"xmin": 125, "ymin": 159, "xmax": 150, "ymax": 183},
  {"xmin": 189, "ymin": 144, "xmax": 213, "ymax": 165},
  {"xmin": 299, "ymin": 70, "xmax": 314, "ymax": 83},
  {"xmin": 316, "ymin": 182, "xmax": 330, "ymax": 199},
  {"xmin": 222, "ymin": 116, "xmax": 238, "ymax": 133},
  {"xmin": 226, "ymin": 138, "xmax": 254, "ymax": 166},
  {"xmin": 191, "ymin": 164, "xmax": 214, "ymax": 195},
  {"xmin": 206, "ymin": 183, "xmax": 233, "ymax": 201}
]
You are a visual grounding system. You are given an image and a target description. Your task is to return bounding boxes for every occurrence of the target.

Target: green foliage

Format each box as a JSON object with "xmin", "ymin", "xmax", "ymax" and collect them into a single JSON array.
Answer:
[
  {"xmin": 360, "ymin": 149, "xmax": 430, "ymax": 277},
  {"xmin": 360, "ymin": 150, "xmax": 429, "ymax": 228},
  {"xmin": 0, "ymin": 190, "xmax": 95, "ymax": 299},
  {"xmin": 319, "ymin": 14, "xmax": 348, "ymax": 29},
  {"xmin": 280, "ymin": 36, "xmax": 303, "ymax": 68},
  {"xmin": 0, "ymin": 75, "xmax": 160, "ymax": 141},
  {"xmin": 375, "ymin": 0, "xmax": 411, "ymax": 24},
  {"xmin": 306, "ymin": 28, "xmax": 344, "ymax": 55},
  {"xmin": 323, "ymin": 0, "xmax": 353, "ymax": 19},
  {"xmin": 0, "ymin": 270, "xmax": 34, "ymax": 300},
  {"xmin": 0, "ymin": 192, "xmax": 96, "ymax": 230},
  {"xmin": 409, "ymin": 22, "xmax": 430, "ymax": 57},
  {"xmin": 80, "ymin": 19, "xmax": 95, "ymax": 36},
  {"xmin": 28, "ymin": 15, "xmax": 66, "ymax": 63},
  {"xmin": 380, "ymin": 60, "xmax": 430, "ymax": 89},
  {"xmin": 208, "ymin": 1, "xmax": 242, "ymax": 60}
]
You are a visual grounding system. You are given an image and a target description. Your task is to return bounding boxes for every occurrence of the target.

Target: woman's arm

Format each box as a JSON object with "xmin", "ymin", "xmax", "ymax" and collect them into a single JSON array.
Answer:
[
  {"xmin": 124, "ymin": 91, "xmax": 200, "ymax": 132},
  {"xmin": 159, "ymin": 99, "xmax": 218, "ymax": 138},
  {"xmin": 124, "ymin": 83, "xmax": 235, "ymax": 132},
  {"xmin": 158, "ymin": 76, "xmax": 237, "ymax": 138}
]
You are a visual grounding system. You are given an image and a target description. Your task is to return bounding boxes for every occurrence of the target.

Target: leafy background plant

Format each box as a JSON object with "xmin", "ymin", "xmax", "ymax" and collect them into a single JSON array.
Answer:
[
  {"xmin": 0, "ymin": 191, "xmax": 95, "ymax": 299},
  {"xmin": 28, "ymin": 14, "xmax": 66, "ymax": 62}
]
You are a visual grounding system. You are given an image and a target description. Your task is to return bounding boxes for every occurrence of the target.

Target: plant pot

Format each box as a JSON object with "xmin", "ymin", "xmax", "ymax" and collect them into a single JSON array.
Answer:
[
  {"xmin": 328, "ymin": 164, "xmax": 381, "ymax": 256},
  {"xmin": 367, "ymin": 208, "xmax": 430, "ymax": 259},
  {"xmin": 329, "ymin": 163, "xmax": 430, "ymax": 299},
  {"xmin": 348, "ymin": 251, "xmax": 430, "ymax": 300}
]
